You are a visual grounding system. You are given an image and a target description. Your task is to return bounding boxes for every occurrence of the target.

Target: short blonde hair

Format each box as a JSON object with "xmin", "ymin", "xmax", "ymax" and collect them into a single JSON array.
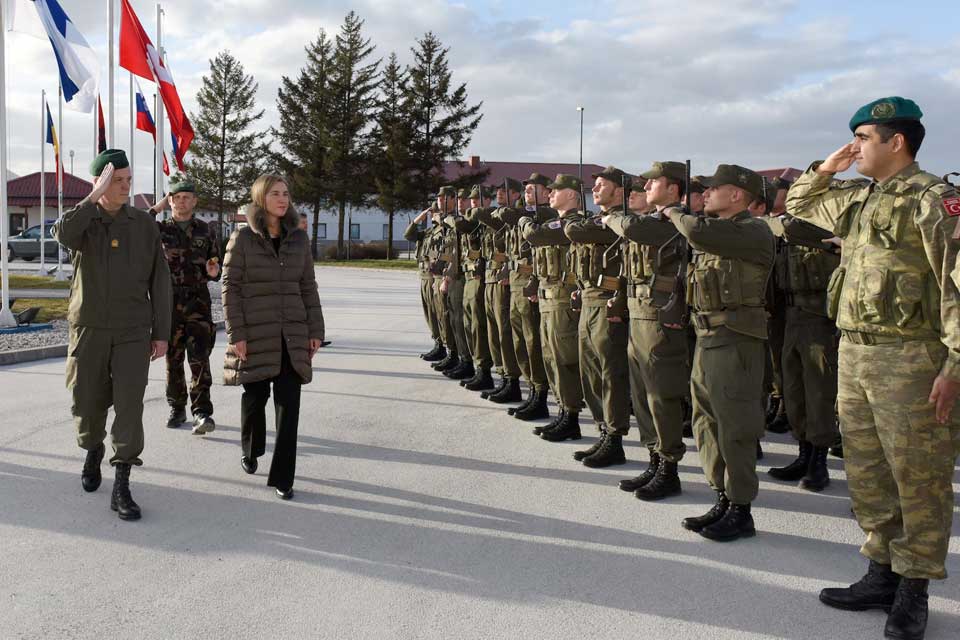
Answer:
[{"xmin": 250, "ymin": 174, "xmax": 288, "ymax": 211}]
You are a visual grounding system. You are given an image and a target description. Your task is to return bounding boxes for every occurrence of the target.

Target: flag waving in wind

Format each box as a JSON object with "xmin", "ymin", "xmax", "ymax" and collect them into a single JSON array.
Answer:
[
  {"xmin": 45, "ymin": 101, "xmax": 61, "ymax": 184},
  {"xmin": 134, "ymin": 81, "xmax": 170, "ymax": 176},
  {"xmin": 8, "ymin": 0, "xmax": 100, "ymax": 113},
  {"xmin": 120, "ymin": 0, "xmax": 193, "ymax": 169}
]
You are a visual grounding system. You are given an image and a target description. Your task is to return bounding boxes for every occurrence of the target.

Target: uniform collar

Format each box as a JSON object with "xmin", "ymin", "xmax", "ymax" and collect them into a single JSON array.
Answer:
[{"xmin": 875, "ymin": 161, "xmax": 920, "ymax": 193}]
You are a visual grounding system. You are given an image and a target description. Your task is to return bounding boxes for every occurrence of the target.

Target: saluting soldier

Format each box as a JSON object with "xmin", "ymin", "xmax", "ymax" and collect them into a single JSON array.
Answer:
[
  {"xmin": 438, "ymin": 188, "xmax": 474, "ymax": 380},
  {"xmin": 151, "ymin": 178, "xmax": 221, "ymax": 434},
  {"xmin": 789, "ymin": 97, "xmax": 960, "ymax": 640},
  {"xmin": 429, "ymin": 187, "xmax": 459, "ymax": 373},
  {"xmin": 405, "ymin": 202, "xmax": 446, "ymax": 362},
  {"xmin": 665, "ymin": 164, "xmax": 775, "ymax": 542},
  {"xmin": 458, "ymin": 185, "xmax": 495, "ymax": 391},
  {"xmin": 53, "ymin": 149, "xmax": 172, "ymax": 522}
]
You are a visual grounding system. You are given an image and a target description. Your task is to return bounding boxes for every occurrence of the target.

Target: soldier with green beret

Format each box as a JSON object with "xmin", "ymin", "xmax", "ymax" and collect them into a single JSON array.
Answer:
[
  {"xmin": 53, "ymin": 149, "xmax": 172, "ymax": 521},
  {"xmin": 406, "ymin": 200, "xmax": 447, "ymax": 363},
  {"xmin": 605, "ymin": 161, "xmax": 691, "ymax": 501},
  {"xmin": 149, "ymin": 175, "xmax": 221, "ymax": 434},
  {"xmin": 789, "ymin": 96, "xmax": 960, "ymax": 640},
  {"xmin": 456, "ymin": 185, "xmax": 495, "ymax": 390},
  {"xmin": 519, "ymin": 174, "xmax": 585, "ymax": 438},
  {"xmin": 438, "ymin": 188, "xmax": 477, "ymax": 381},
  {"xmin": 564, "ymin": 166, "xmax": 632, "ymax": 467},
  {"xmin": 430, "ymin": 186, "xmax": 461, "ymax": 374},
  {"xmin": 664, "ymin": 163, "xmax": 775, "ymax": 541}
]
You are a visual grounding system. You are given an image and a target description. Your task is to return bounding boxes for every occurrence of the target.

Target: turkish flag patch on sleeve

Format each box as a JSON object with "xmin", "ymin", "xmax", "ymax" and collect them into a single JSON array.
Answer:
[{"xmin": 943, "ymin": 196, "xmax": 960, "ymax": 216}]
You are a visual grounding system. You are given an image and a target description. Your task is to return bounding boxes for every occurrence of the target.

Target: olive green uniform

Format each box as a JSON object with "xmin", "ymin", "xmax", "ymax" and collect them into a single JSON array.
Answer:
[
  {"xmin": 520, "ymin": 210, "xmax": 584, "ymax": 412},
  {"xmin": 441, "ymin": 214, "xmax": 470, "ymax": 359},
  {"xmin": 404, "ymin": 220, "xmax": 442, "ymax": 344},
  {"xmin": 607, "ymin": 206, "xmax": 690, "ymax": 460},
  {"xmin": 53, "ymin": 198, "xmax": 172, "ymax": 466},
  {"xmin": 565, "ymin": 208, "xmax": 631, "ymax": 434},
  {"xmin": 428, "ymin": 221, "xmax": 454, "ymax": 350},
  {"xmin": 475, "ymin": 206, "xmax": 520, "ymax": 378},
  {"xmin": 787, "ymin": 161, "xmax": 960, "ymax": 580},
  {"xmin": 457, "ymin": 208, "xmax": 492, "ymax": 370},
  {"xmin": 671, "ymin": 209, "xmax": 775, "ymax": 504}
]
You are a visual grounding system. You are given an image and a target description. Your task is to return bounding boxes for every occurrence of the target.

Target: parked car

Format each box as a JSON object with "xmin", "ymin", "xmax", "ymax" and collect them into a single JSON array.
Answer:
[{"xmin": 7, "ymin": 223, "xmax": 66, "ymax": 261}]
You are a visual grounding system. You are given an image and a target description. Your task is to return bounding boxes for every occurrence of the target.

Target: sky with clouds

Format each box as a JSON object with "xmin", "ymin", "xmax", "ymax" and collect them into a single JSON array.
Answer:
[{"xmin": 5, "ymin": 0, "xmax": 960, "ymax": 193}]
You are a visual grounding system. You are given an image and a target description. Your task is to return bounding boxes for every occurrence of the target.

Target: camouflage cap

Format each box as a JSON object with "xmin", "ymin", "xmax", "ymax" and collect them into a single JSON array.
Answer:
[
  {"xmin": 701, "ymin": 164, "xmax": 765, "ymax": 200},
  {"xmin": 90, "ymin": 148, "xmax": 129, "ymax": 176},
  {"xmin": 437, "ymin": 185, "xmax": 457, "ymax": 198},
  {"xmin": 592, "ymin": 166, "xmax": 632, "ymax": 188},
  {"xmin": 640, "ymin": 161, "xmax": 686, "ymax": 182},
  {"xmin": 496, "ymin": 177, "xmax": 524, "ymax": 193},
  {"xmin": 849, "ymin": 96, "xmax": 923, "ymax": 132},
  {"xmin": 522, "ymin": 173, "xmax": 551, "ymax": 187},
  {"xmin": 546, "ymin": 174, "xmax": 582, "ymax": 192},
  {"xmin": 771, "ymin": 176, "xmax": 794, "ymax": 191},
  {"xmin": 688, "ymin": 176, "xmax": 707, "ymax": 194}
]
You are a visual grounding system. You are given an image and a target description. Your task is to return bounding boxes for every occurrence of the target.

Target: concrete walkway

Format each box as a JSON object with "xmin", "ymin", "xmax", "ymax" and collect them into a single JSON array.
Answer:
[
  {"xmin": 0, "ymin": 266, "xmax": 957, "ymax": 639},
  {"xmin": 3, "ymin": 288, "xmax": 70, "ymax": 299}
]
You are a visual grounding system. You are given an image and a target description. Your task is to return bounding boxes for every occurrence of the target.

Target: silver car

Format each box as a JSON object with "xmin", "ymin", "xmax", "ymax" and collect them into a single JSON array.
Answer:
[{"xmin": 7, "ymin": 224, "xmax": 63, "ymax": 261}]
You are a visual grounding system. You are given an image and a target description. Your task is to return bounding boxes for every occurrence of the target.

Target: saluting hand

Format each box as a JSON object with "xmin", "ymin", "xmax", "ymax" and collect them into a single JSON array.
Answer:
[
  {"xmin": 206, "ymin": 257, "xmax": 220, "ymax": 278},
  {"xmin": 929, "ymin": 374, "xmax": 960, "ymax": 424},
  {"xmin": 90, "ymin": 163, "xmax": 115, "ymax": 205},
  {"xmin": 151, "ymin": 193, "xmax": 169, "ymax": 214},
  {"xmin": 150, "ymin": 340, "xmax": 168, "ymax": 361},
  {"xmin": 818, "ymin": 143, "xmax": 858, "ymax": 175}
]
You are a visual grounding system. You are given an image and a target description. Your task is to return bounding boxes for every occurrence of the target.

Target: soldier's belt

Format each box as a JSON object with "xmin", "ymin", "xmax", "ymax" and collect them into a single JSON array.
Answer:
[
  {"xmin": 562, "ymin": 272, "xmax": 578, "ymax": 286},
  {"xmin": 439, "ymin": 254, "xmax": 454, "ymax": 262},
  {"xmin": 514, "ymin": 264, "xmax": 534, "ymax": 276},
  {"xmin": 467, "ymin": 250, "xmax": 482, "ymax": 259},
  {"xmin": 692, "ymin": 308, "xmax": 765, "ymax": 332},
  {"xmin": 492, "ymin": 252, "xmax": 508, "ymax": 263},
  {"xmin": 596, "ymin": 275, "xmax": 621, "ymax": 292},
  {"xmin": 840, "ymin": 330, "xmax": 915, "ymax": 346},
  {"xmin": 540, "ymin": 286, "xmax": 575, "ymax": 300},
  {"xmin": 784, "ymin": 291, "xmax": 826, "ymax": 308}
]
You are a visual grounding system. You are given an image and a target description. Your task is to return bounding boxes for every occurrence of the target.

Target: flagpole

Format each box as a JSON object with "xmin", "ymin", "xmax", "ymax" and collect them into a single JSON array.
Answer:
[
  {"xmin": 152, "ymin": 92, "xmax": 157, "ymax": 206},
  {"xmin": 108, "ymin": 0, "xmax": 116, "ymax": 147},
  {"xmin": 40, "ymin": 90, "xmax": 46, "ymax": 274},
  {"xmin": 0, "ymin": 0, "xmax": 15, "ymax": 326},
  {"xmin": 55, "ymin": 82, "xmax": 66, "ymax": 281},
  {"xmin": 155, "ymin": 4, "xmax": 165, "ymax": 206},
  {"xmin": 129, "ymin": 75, "xmax": 135, "ymax": 206}
]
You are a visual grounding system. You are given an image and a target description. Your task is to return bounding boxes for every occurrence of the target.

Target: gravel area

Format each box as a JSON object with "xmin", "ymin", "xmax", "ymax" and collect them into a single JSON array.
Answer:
[{"xmin": 0, "ymin": 281, "xmax": 223, "ymax": 353}]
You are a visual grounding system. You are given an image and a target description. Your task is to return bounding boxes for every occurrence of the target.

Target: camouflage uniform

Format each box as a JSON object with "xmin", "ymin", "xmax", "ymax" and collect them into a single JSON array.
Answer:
[
  {"xmin": 788, "ymin": 160, "xmax": 960, "ymax": 579},
  {"xmin": 159, "ymin": 217, "xmax": 219, "ymax": 417}
]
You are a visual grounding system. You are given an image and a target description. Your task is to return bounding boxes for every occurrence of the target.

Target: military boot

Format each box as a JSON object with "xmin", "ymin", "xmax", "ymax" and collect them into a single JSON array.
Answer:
[
  {"xmin": 508, "ymin": 386, "xmax": 536, "ymax": 416},
  {"xmin": 541, "ymin": 411, "xmax": 581, "ymax": 442},
  {"xmin": 767, "ymin": 410, "xmax": 790, "ymax": 434},
  {"xmin": 167, "ymin": 406, "xmax": 186, "ymax": 429},
  {"xmin": 420, "ymin": 340, "xmax": 445, "ymax": 361},
  {"xmin": 438, "ymin": 354, "xmax": 461, "ymax": 375},
  {"xmin": 515, "ymin": 387, "xmax": 549, "ymax": 421},
  {"xmin": 110, "ymin": 463, "xmax": 141, "ymax": 521},
  {"xmin": 699, "ymin": 502, "xmax": 755, "ymax": 541},
  {"xmin": 81, "ymin": 442, "xmax": 106, "ymax": 492},
  {"xmin": 573, "ymin": 430, "xmax": 606, "ymax": 461},
  {"xmin": 819, "ymin": 560, "xmax": 900, "ymax": 611},
  {"xmin": 464, "ymin": 368, "xmax": 495, "ymax": 391},
  {"xmin": 488, "ymin": 377, "xmax": 522, "ymax": 404},
  {"xmin": 481, "ymin": 376, "xmax": 508, "ymax": 400},
  {"xmin": 582, "ymin": 434, "xmax": 626, "ymax": 468},
  {"xmin": 445, "ymin": 358, "xmax": 474, "ymax": 380},
  {"xmin": 884, "ymin": 578, "xmax": 929, "ymax": 640},
  {"xmin": 635, "ymin": 458, "xmax": 682, "ymax": 501},
  {"xmin": 764, "ymin": 394, "xmax": 781, "ymax": 425},
  {"xmin": 800, "ymin": 445, "xmax": 830, "ymax": 492},
  {"xmin": 534, "ymin": 409, "xmax": 564, "ymax": 436},
  {"xmin": 619, "ymin": 450, "xmax": 660, "ymax": 492},
  {"xmin": 768, "ymin": 440, "xmax": 812, "ymax": 481},
  {"xmin": 431, "ymin": 350, "xmax": 457, "ymax": 371},
  {"xmin": 682, "ymin": 491, "xmax": 729, "ymax": 532}
]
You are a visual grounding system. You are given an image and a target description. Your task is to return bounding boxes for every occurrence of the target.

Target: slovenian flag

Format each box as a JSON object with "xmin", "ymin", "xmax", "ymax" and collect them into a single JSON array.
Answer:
[{"xmin": 134, "ymin": 81, "xmax": 170, "ymax": 176}]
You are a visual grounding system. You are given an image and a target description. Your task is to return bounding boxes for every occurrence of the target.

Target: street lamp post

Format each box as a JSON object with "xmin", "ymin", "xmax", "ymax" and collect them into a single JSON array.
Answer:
[
  {"xmin": 576, "ymin": 107, "xmax": 584, "ymax": 182},
  {"xmin": 69, "ymin": 149, "xmax": 74, "ymax": 176}
]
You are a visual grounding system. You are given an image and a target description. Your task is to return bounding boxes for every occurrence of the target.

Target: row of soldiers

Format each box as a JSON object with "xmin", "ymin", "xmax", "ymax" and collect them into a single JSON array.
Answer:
[{"xmin": 406, "ymin": 97, "xmax": 960, "ymax": 640}]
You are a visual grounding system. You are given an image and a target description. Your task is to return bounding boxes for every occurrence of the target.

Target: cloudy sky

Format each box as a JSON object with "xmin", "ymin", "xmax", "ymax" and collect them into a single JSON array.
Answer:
[{"xmin": 5, "ymin": 0, "xmax": 960, "ymax": 193}]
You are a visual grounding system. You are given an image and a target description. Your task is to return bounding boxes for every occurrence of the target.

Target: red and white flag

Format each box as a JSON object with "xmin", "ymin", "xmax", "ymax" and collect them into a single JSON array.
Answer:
[{"xmin": 119, "ymin": 0, "xmax": 193, "ymax": 169}]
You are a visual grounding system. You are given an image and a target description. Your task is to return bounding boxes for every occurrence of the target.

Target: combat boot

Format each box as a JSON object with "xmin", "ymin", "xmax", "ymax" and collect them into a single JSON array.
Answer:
[
  {"xmin": 438, "ymin": 354, "xmax": 461, "ymax": 375},
  {"xmin": 800, "ymin": 445, "xmax": 830, "ymax": 492},
  {"xmin": 884, "ymin": 578, "xmax": 929, "ymax": 640},
  {"xmin": 635, "ymin": 458, "xmax": 681, "ymax": 501},
  {"xmin": 820, "ymin": 560, "xmax": 900, "ymax": 611},
  {"xmin": 110, "ymin": 463, "xmax": 141, "ymax": 521},
  {"xmin": 573, "ymin": 431, "xmax": 606, "ymax": 461},
  {"xmin": 699, "ymin": 502, "xmax": 755, "ymax": 541},
  {"xmin": 167, "ymin": 406, "xmax": 186, "ymax": 429},
  {"xmin": 81, "ymin": 442, "xmax": 105, "ymax": 492},
  {"xmin": 582, "ymin": 434, "xmax": 626, "ymax": 468},
  {"xmin": 508, "ymin": 386, "xmax": 536, "ymax": 416},
  {"xmin": 767, "ymin": 411, "xmax": 790, "ymax": 434},
  {"xmin": 445, "ymin": 358, "xmax": 474, "ymax": 380},
  {"xmin": 682, "ymin": 491, "xmax": 729, "ymax": 532},
  {"xmin": 619, "ymin": 449, "xmax": 660, "ymax": 492},
  {"xmin": 515, "ymin": 387, "xmax": 549, "ymax": 421},
  {"xmin": 541, "ymin": 411, "xmax": 581, "ymax": 442},
  {"xmin": 420, "ymin": 340, "xmax": 445, "ymax": 361},
  {"xmin": 481, "ymin": 376, "xmax": 508, "ymax": 400},
  {"xmin": 768, "ymin": 440, "xmax": 812, "ymax": 481},
  {"xmin": 464, "ymin": 368, "xmax": 495, "ymax": 391},
  {"xmin": 534, "ymin": 409, "xmax": 564, "ymax": 436},
  {"xmin": 192, "ymin": 414, "xmax": 216, "ymax": 435},
  {"xmin": 764, "ymin": 393, "xmax": 781, "ymax": 425},
  {"xmin": 431, "ymin": 350, "xmax": 456, "ymax": 371},
  {"xmin": 488, "ymin": 377, "xmax": 522, "ymax": 404}
]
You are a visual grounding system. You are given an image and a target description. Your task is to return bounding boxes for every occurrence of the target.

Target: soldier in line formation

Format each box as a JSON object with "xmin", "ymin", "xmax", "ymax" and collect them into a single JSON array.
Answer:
[{"xmin": 406, "ymin": 97, "xmax": 960, "ymax": 640}]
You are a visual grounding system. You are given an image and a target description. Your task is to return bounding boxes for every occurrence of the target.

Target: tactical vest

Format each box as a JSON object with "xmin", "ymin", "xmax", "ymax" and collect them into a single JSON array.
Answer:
[
  {"xmin": 687, "ymin": 251, "xmax": 770, "ymax": 339},
  {"xmin": 481, "ymin": 216, "xmax": 509, "ymax": 284},
  {"xmin": 461, "ymin": 221, "xmax": 484, "ymax": 278},
  {"xmin": 571, "ymin": 218, "xmax": 623, "ymax": 295},
  {"xmin": 775, "ymin": 240, "xmax": 840, "ymax": 317},
  {"xmin": 622, "ymin": 212, "xmax": 687, "ymax": 324},
  {"xmin": 827, "ymin": 170, "xmax": 947, "ymax": 340}
]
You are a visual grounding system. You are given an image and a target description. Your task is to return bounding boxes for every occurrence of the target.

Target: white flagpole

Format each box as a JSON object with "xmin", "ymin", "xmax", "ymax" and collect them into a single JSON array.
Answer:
[
  {"xmin": 0, "ymin": 0, "xmax": 15, "ymax": 327},
  {"xmin": 55, "ymin": 82, "xmax": 66, "ymax": 281},
  {"xmin": 155, "ymin": 4, "xmax": 164, "ymax": 206},
  {"xmin": 40, "ymin": 90, "xmax": 46, "ymax": 274},
  {"xmin": 108, "ymin": 0, "xmax": 115, "ymax": 147},
  {"xmin": 129, "ymin": 74, "xmax": 135, "ymax": 206}
]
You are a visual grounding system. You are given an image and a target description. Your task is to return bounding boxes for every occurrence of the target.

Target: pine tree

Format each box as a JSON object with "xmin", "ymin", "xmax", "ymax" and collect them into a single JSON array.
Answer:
[
  {"xmin": 273, "ymin": 31, "xmax": 334, "ymax": 259},
  {"xmin": 327, "ymin": 11, "xmax": 381, "ymax": 258},
  {"xmin": 187, "ymin": 51, "xmax": 266, "ymax": 239}
]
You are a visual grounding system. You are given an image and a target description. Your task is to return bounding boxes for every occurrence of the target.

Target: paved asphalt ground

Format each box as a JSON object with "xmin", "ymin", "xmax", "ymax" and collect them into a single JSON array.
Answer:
[{"xmin": 1, "ymin": 266, "xmax": 957, "ymax": 640}]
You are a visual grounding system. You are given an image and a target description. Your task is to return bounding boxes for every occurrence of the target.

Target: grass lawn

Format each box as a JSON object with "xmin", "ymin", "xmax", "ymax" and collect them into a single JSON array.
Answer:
[
  {"xmin": 11, "ymin": 298, "xmax": 70, "ymax": 323},
  {"xmin": 5, "ymin": 274, "xmax": 72, "ymax": 290},
  {"xmin": 317, "ymin": 259, "xmax": 416, "ymax": 270}
]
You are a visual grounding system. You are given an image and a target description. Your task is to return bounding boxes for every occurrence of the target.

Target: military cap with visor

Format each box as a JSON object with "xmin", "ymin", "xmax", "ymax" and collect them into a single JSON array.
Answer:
[
  {"xmin": 848, "ymin": 96, "xmax": 923, "ymax": 132},
  {"xmin": 437, "ymin": 185, "xmax": 457, "ymax": 197},
  {"xmin": 90, "ymin": 149, "xmax": 129, "ymax": 177},
  {"xmin": 640, "ymin": 161, "xmax": 687, "ymax": 182},
  {"xmin": 496, "ymin": 177, "xmax": 524, "ymax": 193},
  {"xmin": 592, "ymin": 166, "xmax": 632, "ymax": 188},
  {"xmin": 522, "ymin": 173, "xmax": 552, "ymax": 188},
  {"xmin": 457, "ymin": 187, "xmax": 471, "ymax": 199},
  {"xmin": 688, "ymin": 176, "xmax": 707, "ymax": 194},
  {"xmin": 469, "ymin": 184, "xmax": 491, "ymax": 199},
  {"xmin": 546, "ymin": 174, "xmax": 582, "ymax": 192},
  {"xmin": 701, "ymin": 164, "xmax": 766, "ymax": 200}
]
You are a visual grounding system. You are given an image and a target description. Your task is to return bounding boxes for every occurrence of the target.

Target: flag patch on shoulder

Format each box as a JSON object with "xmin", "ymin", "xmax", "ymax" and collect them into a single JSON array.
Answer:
[
  {"xmin": 548, "ymin": 220, "xmax": 563, "ymax": 229},
  {"xmin": 943, "ymin": 196, "xmax": 960, "ymax": 216}
]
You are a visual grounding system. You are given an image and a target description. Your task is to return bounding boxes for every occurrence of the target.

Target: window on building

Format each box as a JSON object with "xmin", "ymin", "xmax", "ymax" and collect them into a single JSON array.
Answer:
[
  {"xmin": 382, "ymin": 224, "xmax": 390, "ymax": 240},
  {"xmin": 316, "ymin": 223, "xmax": 327, "ymax": 240},
  {"xmin": 350, "ymin": 223, "xmax": 360, "ymax": 240}
]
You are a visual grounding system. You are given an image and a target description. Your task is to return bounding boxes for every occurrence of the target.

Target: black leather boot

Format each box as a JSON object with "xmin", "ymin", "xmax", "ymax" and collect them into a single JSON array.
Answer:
[
  {"xmin": 445, "ymin": 358, "xmax": 474, "ymax": 380},
  {"xmin": 682, "ymin": 491, "xmax": 729, "ymax": 532},
  {"xmin": 573, "ymin": 430, "xmax": 606, "ymax": 461},
  {"xmin": 481, "ymin": 376, "xmax": 508, "ymax": 400},
  {"xmin": 582, "ymin": 434, "xmax": 626, "ymax": 468},
  {"xmin": 541, "ymin": 411, "xmax": 581, "ymax": 441},
  {"xmin": 699, "ymin": 502, "xmax": 755, "ymax": 541},
  {"xmin": 81, "ymin": 442, "xmax": 105, "ymax": 492},
  {"xmin": 635, "ymin": 458, "xmax": 682, "ymax": 501},
  {"xmin": 619, "ymin": 449, "xmax": 660, "ymax": 492},
  {"xmin": 884, "ymin": 578, "xmax": 929, "ymax": 640},
  {"xmin": 110, "ymin": 463, "xmax": 141, "ymax": 521},
  {"xmin": 432, "ymin": 351, "xmax": 457, "ymax": 371},
  {"xmin": 534, "ymin": 409, "xmax": 564, "ymax": 436},
  {"xmin": 508, "ymin": 386, "xmax": 536, "ymax": 416},
  {"xmin": 464, "ymin": 368, "xmax": 495, "ymax": 391},
  {"xmin": 438, "ymin": 354, "xmax": 461, "ymax": 374},
  {"xmin": 768, "ymin": 440, "xmax": 812, "ymax": 481},
  {"xmin": 488, "ymin": 377, "xmax": 522, "ymax": 404},
  {"xmin": 820, "ymin": 560, "xmax": 900, "ymax": 611},
  {"xmin": 767, "ymin": 411, "xmax": 790, "ymax": 434},
  {"xmin": 421, "ymin": 340, "xmax": 445, "ymax": 361},
  {"xmin": 800, "ymin": 445, "xmax": 830, "ymax": 492},
  {"xmin": 515, "ymin": 387, "xmax": 549, "ymax": 421},
  {"xmin": 167, "ymin": 406, "xmax": 186, "ymax": 429}
]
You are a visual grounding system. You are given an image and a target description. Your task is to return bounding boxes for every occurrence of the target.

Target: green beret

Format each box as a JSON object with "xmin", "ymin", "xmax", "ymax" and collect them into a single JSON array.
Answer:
[
  {"xmin": 592, "ymin": 166, "xmax": 632, "ymax": 189},
  {"xmin": 496, "ymin": 177, "xmax": 524, "ymax": 193},
  {"xmin": 522, "ymin": 173, "xmax": 551, "ymax": 188},
  {"xmin": 849, "ymin": 96, "xmax": 923, "ymax": 132},
  {"xmin": 640, "ymin": 161, "xmax": 686, "ymax": 182},
  {"xmin": 437, "ymin": 185, "xmax": 457, "ymax": 198},
  {"xmin": 546, "ymin": 174, "xmax": 582, "ymax": 192},
  {"xmin": 90, "ymin": 149, "xmax": 129, "ymax": 176},
  {"xmin": 701, "ymin": 164, "xmax": 765, "ymax": 200},
  {"xmin": 168, "ymin": 179, "xmax": 196, "ymax": 195}
]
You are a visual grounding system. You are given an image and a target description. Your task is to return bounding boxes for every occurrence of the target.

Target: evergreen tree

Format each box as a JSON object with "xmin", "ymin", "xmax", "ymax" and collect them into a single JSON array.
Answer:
[{"xmin": 187, "ymin": 50, "xmax": 266, "ymax": 238}]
